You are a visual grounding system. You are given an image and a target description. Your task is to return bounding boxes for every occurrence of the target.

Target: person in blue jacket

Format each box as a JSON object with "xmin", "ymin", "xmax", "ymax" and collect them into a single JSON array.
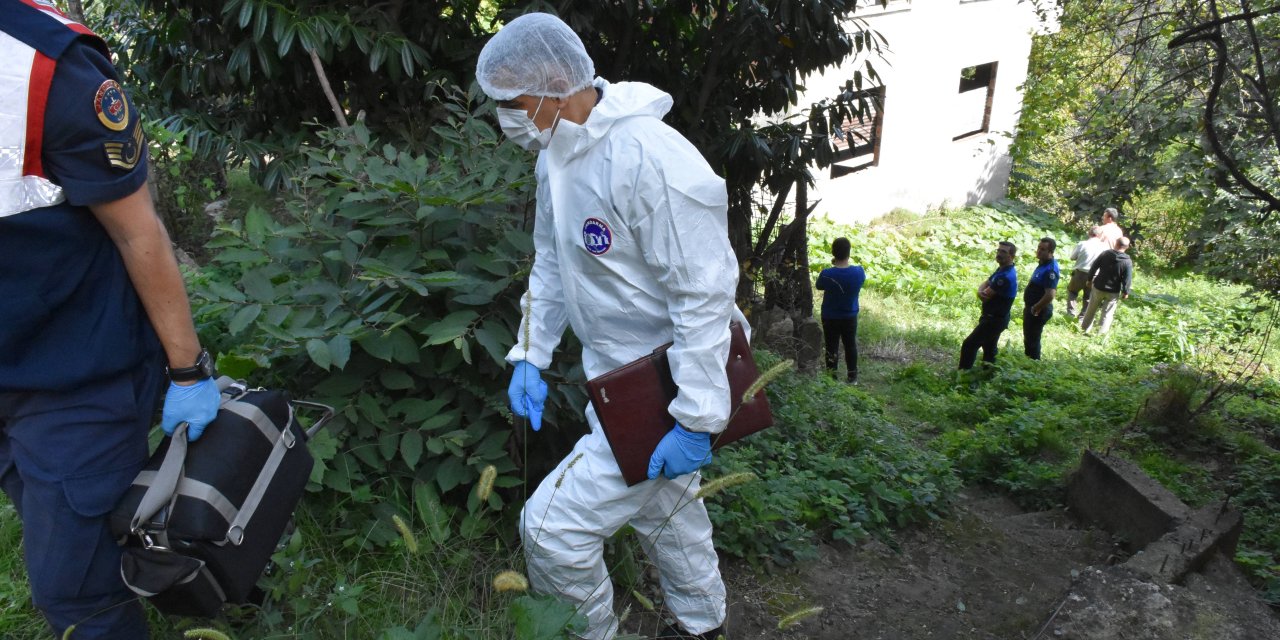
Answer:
[
  {"xmin": 0, "ymin": 3, "xmax": 220, "ymax": 638},
  {"xmin": 815, "ymin": 237, "xmax": 866, "ymax": 383},
  {"xmin": 1022, "ymin": 237, "xmax": 1061, "ymax": 360},
  {"xmin": 959, "ymin": 241, "xmax": 1018, "ymax": 370}
]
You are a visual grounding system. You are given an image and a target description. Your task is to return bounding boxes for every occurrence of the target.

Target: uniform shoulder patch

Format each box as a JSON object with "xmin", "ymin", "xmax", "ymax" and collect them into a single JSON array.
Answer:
[
  {"xmin": 94, "ymin": 79, "xmax": 130, "ymax": 131},
  {"xmin": 104, "ymin": 122, "xmax": 144, "ymax": 170},
  {"xmin": 582, "ymin": 217, "xmax": 612, "ymax": 256}
]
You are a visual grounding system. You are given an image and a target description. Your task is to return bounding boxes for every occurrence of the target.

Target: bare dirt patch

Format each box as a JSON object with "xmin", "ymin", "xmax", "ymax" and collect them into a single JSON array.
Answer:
[{"xmin": 721, "ymin": 489, "xmax": 1117, "ymax": 639}]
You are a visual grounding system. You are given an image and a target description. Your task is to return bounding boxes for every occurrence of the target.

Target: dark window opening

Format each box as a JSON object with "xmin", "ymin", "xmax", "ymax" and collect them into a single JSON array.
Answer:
[
  {"xmin": 831, "ymin": 86, "xmax": 886, "ymax": 178},
  {"xmin": 954, "ymin": 61, "xmax": 997, "ymax": 140}
]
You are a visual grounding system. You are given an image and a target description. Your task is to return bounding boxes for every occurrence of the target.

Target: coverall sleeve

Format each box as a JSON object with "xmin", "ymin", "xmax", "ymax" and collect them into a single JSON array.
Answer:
[
  {"xmin": 815, "ymin": 270, "xmax": 830, "ymax": 291},
  {"xmin": 505, "ymin": 164, "xmax": 570, "ymax": 369},
  {"xmin": 621, "ymin": 127, "xmax": 736, "ymax": 434}
]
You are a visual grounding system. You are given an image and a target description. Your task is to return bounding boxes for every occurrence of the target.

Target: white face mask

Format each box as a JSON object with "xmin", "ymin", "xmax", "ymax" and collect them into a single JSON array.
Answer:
[{"xmin": 497, "ymin": 96, "xmax": 560, "ymax": 151}]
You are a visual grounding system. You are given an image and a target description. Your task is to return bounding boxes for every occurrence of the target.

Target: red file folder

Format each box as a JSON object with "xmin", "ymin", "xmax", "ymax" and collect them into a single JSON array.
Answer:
[{"xmin": 585, "ymin": 322, "xmax": 774, "ymax": 486}]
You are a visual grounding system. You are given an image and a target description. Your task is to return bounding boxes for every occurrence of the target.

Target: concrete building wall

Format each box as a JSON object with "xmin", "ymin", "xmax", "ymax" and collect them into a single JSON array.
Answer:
[{"xmin": 798, "ymin": 0, "xmax": 1045, "ymax": 225}]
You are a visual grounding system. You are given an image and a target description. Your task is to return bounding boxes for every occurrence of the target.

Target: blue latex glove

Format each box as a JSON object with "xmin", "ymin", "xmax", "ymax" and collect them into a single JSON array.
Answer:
[
  {"xmin": 507, "ymin": 360, "xmax": 548, "ymax": 431},
  {"xmin": 160, "ymin": 378, "xmax": 220, "ymax": 441},
  {"xmin": 647, "ymin": 422, "xmax": 713, "ymax": 480}
]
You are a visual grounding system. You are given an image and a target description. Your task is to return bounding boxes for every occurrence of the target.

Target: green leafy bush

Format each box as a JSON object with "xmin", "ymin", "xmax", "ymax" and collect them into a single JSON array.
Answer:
[
  {"xmin": 189, "ymin": 100, "xmax": 587, "ymax": 532},
  {"xmin": 706, "ymin": 354, "xmax": 959, "ymax": 567}
]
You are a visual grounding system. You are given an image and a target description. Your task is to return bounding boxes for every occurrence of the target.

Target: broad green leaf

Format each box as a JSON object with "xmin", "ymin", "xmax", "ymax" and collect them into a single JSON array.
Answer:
[
  {"xmin": 435, "ymin": 456, "xmax": 467, "ymax": 493},
  {"xmin": 380, "ymin": 369, "xmax": 415, "ymax": 390},
  {"xmin": 306, "ymin": 338, "xmax": 332, "ymax": 370},
  {"xmin": 228, "ymin": 303, "xmax": 262, "ymax": 335},
  {"xmin": 401, "ymin": 430, "xmax": 424, "ymax": 467},
  {"xmin": 240, "ymin": 269, "xmax": 276, "ymax": 302},
  {"xmin": 328, "ymin": 334, "xmax": 352, "ymax": 369},
  {"xmin": 423, "ymin": 310, "xmax": 478, "ymax": 346}
]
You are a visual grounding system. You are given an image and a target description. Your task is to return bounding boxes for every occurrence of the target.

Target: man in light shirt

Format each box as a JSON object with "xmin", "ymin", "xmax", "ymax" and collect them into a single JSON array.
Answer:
[
  {"xmin": 1098, "ymin": 207, "xmax": 1124, "ymax": 248},
  {"xmin": 1065, "ymin": 226, "xmax": 1109, "ymax": 317}
]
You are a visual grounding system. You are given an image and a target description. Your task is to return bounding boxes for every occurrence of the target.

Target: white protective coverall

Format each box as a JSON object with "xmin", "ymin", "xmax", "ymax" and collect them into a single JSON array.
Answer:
[{"xmin": 508, "ymin": 77, "xmax": 746, "ymax": 639}]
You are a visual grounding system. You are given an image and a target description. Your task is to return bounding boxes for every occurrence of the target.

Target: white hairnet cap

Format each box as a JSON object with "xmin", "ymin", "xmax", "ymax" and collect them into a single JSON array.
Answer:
[{"xmin": 476, "ymin": 13, "xmax": 595, "ymax": 101}]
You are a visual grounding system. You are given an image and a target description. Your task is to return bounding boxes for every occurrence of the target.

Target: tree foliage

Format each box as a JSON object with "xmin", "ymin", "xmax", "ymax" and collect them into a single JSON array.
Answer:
[
  {"xmin": 188, "ymin": 99, "xmax": 591, "ymax": 525},
  {"xmin": 525, "ymin": 0, "xmax": 887, "ymax": 309},
  {"xmin": 98, "ymin": 0, "xmax": 496, "ymax": 189},
  {"xmin": 102, "ymin": 0, "xmax": 887, "ymax": 314},
  {"xmin": 1011, "ymin": 0, "xmax": 1280, "ymax": 294}
]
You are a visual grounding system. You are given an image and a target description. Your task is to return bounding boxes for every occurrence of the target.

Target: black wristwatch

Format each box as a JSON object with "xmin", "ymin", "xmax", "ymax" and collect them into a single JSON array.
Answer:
[{"xmin": 166, "ymin": 348, "xmax": 216, "ymax": 383}]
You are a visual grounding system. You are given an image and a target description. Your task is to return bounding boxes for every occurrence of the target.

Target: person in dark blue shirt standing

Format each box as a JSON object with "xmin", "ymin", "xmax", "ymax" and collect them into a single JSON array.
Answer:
[
  {"xmin": 1023, "ymin": 237, "xmax": 1061, "ymax": 360},
  {"xmin": 0, "ymin": 3, "xmax": 220, "ymax": 638},
  {"xmin": 816, "ymin": 237, "xmax": 866, "ymax": 383},
  {"xmin": 959, "ymin": 241, "xmax": 1018, "ymax": 370}
]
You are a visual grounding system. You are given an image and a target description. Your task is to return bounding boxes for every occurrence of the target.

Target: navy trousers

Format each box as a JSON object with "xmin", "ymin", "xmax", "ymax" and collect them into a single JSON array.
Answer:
[
  {"xmin": 0, "ymin": 362, "xmax": 161, "ymax": 639},
  {"xmin": 958, "ymin": 313, "xmax": 1010, "ymax": 370},
  {"xmin": 1023, "ymin": 304, "xmax": 1053, "ymax": 360}
]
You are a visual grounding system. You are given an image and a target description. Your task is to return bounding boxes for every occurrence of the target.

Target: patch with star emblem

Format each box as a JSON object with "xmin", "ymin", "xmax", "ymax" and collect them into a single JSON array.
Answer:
[
  {"xmin": 104, "ymin": 122, "xmax": 144, "ymax": 170},
  {"xmin": 94, "ymin": 79, "xmax": 130, "ymax": 131}
]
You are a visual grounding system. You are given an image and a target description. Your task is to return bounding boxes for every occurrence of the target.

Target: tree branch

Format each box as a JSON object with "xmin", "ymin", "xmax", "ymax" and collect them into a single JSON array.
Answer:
[{"xmin": 308, "ymin": 48, "xmax": 350, "ymax": 129}]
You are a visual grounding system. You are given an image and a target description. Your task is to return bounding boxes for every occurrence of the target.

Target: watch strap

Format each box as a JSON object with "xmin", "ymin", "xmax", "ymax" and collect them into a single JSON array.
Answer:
[{"xmin": 166, "ymin": 349, "xmax": 216, "ymax": 382}]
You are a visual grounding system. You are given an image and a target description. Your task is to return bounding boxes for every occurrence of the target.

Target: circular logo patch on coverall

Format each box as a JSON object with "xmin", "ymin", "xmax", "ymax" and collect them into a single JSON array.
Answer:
[{"xmin": 582, "ymin": 217, "xmax": 612, "ymax": 255}]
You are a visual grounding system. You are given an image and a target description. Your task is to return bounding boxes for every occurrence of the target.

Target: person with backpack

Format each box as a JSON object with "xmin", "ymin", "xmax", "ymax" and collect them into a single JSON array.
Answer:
[{"xmin": 1080, "ymin": 236, "xmax": 1134, "ymax": 335}]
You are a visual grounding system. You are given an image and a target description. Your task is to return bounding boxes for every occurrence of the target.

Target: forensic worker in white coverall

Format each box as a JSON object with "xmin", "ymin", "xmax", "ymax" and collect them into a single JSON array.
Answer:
[{"xmin": 477, "ymin": 12, "xmax": 743, "ymax": 640}]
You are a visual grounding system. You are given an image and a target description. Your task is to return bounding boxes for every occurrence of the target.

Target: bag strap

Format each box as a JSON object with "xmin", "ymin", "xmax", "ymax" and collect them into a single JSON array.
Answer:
[
  {"xmin": 224, "ymin": 403, "xmax": 295, "ymax": 545},
  {"xmin": 129, "ymin": 424, "xmax": 189, "ymax": 535}
]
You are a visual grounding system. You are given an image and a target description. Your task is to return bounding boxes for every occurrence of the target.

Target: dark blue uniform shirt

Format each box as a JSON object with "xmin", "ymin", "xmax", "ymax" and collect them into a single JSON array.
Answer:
[
  {"xmin": 816, "ymin": 265, "xmax": 866, "ymax": 320},
  {"xmin": 982, "ymin": 264, "xmax": 1018, "ymax": 318},
  {"xmin": 0, "ymin": 9, "xmax": 156, "ymax": 392},
  {"xmin": 1024, "ymin": 259, "xmax": 1061, "ymax": 306}
]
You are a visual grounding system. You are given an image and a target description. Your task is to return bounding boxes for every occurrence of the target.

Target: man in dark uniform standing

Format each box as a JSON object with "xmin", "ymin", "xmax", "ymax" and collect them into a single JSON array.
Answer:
[
  {"xmin": 959, "ymin": 241, "xmax": 1018, "ymax": 370},
  {"xmin": 0, "ymin": 1, "xmax": 220, "ymax": 637},
  {"xmin": 1022, "ymin": 237, "xmax": 1060, "ymax": 360}
]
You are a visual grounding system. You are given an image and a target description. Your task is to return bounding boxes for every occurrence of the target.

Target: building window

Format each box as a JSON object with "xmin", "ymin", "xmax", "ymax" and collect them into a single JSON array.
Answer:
[
  {"xmin": 954, "ymin": 61, "xmax": 997, "ymax": 140},
  {"xmin": 831, "ymin": 86, "xmax": 886, "ymax": 178}
]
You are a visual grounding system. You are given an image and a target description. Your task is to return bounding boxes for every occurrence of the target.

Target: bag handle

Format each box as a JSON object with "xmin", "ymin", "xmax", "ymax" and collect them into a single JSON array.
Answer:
[
  {"xmin": 129, "ymin": 424, "xmax": 188, "ymax": 535},
  {"xmin": 292, "ymin": 400, "xmax": 336, "ymax": 439},
  {"xmin": 129, "ymin": 379, "xmax": 241, "ymax": 536}
]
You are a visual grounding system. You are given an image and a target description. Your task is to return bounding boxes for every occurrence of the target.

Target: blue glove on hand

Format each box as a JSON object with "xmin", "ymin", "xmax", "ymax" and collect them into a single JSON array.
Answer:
[
  {"xmin": 507, "ymin": 360, "xmax": 548, "ymax": 431},
  {"xmin": 161, "ymin": 378, "xmax": 220, "ymax": 441},
  {"xmin": 647, "ymin": 423, "xmax": 713, "ymax": 480}
]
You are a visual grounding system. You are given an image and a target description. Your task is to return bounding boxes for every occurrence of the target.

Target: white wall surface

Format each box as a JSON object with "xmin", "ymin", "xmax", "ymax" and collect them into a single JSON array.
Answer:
[{"xmin": 797, "ymin": 0, "xmax": 1044, "ymax": 225}]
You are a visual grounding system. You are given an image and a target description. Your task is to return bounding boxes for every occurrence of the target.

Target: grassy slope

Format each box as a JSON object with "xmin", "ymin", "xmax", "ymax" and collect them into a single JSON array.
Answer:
[{"xmin": 810, "ymin": 201, "xmax": 1280, "ymax": 604}]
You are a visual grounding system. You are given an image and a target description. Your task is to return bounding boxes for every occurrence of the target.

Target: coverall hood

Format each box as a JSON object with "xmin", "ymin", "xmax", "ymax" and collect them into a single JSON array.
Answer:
[{"xmin": 545, "ymin": 78, "xmax": 674, "ymax": 159}]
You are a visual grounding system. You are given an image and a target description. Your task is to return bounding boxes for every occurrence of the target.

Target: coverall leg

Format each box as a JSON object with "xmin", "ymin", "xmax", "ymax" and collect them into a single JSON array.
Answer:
[{"xmin": 520, "ymin": 413, "xmax": 726, "ymax": 639}]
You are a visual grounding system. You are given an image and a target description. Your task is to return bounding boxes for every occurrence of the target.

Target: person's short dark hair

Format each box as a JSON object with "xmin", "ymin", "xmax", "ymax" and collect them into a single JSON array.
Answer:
[
  {"xmin": 998, "ymin": 241, "xmax": 1017, "ymax": 256},
  {"xmin": 1039, "ymin": 237, "xmax": 1056, "ymax": 252},
  {"xmin": 832, "ymin": 237, "xmax": 851, "ymax": 261}
]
